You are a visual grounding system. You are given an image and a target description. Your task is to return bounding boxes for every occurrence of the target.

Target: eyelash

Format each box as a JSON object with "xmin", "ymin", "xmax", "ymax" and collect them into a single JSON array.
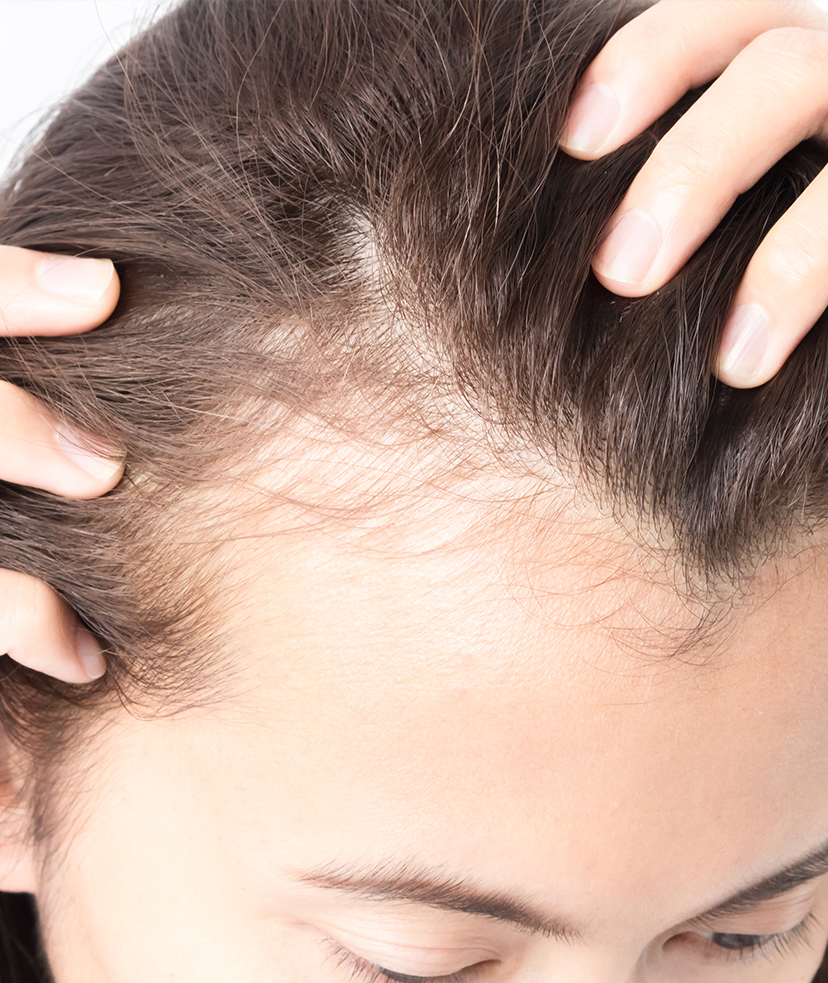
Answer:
[
  {"xmin": 324, "ymin": 938, "xmax": 476, "ymax": 983},
  {"xmin": 324, "ymin": 912, "xmax": 819, "ymax": 983},
  {"xmin": 700, "ymin": 911, "xmax": 819, "ymax": 964}
]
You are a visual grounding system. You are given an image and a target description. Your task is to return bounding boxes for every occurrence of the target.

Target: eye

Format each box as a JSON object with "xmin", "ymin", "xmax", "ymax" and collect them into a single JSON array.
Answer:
[
  {"xmin": 362, "ymin": 969, "xmax": 456, "ymax": 983},
  {"xmin": 323, "ymin": 938, "xmax": 485, "ymax": 983},
  {"xmin": 704, "ymin": 933, "xmax": 770, "ymax": 953},
  {"xmin": 687, "ymin": 912, "xmax": 820, "ymax": 964}
]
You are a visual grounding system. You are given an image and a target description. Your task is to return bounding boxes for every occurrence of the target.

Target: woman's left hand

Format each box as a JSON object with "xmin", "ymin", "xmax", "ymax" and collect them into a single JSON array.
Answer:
[{"xmin": 560, "ymin": 0, "xmax": 828, "ymax": 389}]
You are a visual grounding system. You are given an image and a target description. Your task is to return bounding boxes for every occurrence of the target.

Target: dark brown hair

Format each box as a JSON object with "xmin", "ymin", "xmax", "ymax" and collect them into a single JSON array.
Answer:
[{"xmin": 0, "ymin": 0, "xmax": 827, "ymax": 978}]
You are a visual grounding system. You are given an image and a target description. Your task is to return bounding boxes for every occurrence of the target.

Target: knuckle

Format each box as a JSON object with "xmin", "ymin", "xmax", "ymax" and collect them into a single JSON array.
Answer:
[
  {"xmin": 761, "ymin": 224, "xmax": 827, "ymax": 286},
  {"xmin": 612, "ymin": 18, "xmax": 664, "ymax": 58},
  {"xmin": 746, "ymin": 26, "xmax": 828, "ymax": 72},
  {"xmin": 609, "ymin": 1, "xmax": 716, "ymax": 65},
  {"xmin": 599, "ymin": 8, "xmax": 668, "ymax": 62},
  {"xmin": 647, "ymin": 136, "xmax": 720, "ymax": 193}
]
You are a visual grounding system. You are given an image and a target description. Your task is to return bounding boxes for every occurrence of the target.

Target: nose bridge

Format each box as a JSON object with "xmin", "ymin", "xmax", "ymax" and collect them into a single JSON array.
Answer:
[{"xmin": 517, "ymin": 933, "xmax": 648, "ymax": 983}]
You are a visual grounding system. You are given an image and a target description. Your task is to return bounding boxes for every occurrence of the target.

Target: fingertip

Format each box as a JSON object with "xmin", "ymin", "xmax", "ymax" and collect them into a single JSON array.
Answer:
[
  {"xmin": 0, "ymin": 383, "xmax": 125, "ymax": 499},
  {"xmin": 591, "ymin": 264, "xmax": 654, "ymax": 298},
  {"xmin": 33, "ymin": 254, "xmax": 120, "ymax": 332},
  {"xmin": 0, "ymin": 247, "xmax": 121, "ymax": 336},
  {"xmin": 54, "ymin": 423, "xmax": 125, "ymax": 496},
  {"xmin": 76, "ymin": 628, "xmax": 106, "ymax": 682},
  {"xmin": 559, "ymin": 82, "xmax": 620, "ymax": 158},
  {"xmin": 0, "ymin": 572, "xmax": 102, "ymax": 686},
  {"xmin": 714, "ymin": 303, "xmax": 772, "ymax": 388},
  {"xmin": 713, "ymin": 364, "xmax": 777, "ymax": 389},
  {"xmin": 591, "ymin": 209, "xmax": 664, "ymax": 295},
  {"xmin": 94, "ymin": 262, "xmax": 121, "ymax": 324}
]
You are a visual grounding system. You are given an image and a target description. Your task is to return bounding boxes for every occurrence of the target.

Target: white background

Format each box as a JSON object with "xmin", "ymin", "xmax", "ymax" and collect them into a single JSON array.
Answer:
[
  {"xmin": 0, "ymin": 0, "xmax": 171, "ymax": 177},
  {"xmin": 1, "ymin": 0, "xmax": 828, "ymax": 180}
]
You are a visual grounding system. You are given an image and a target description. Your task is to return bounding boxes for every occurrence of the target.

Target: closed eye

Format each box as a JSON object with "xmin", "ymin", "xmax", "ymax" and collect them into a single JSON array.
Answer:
[
  {"xmin": 323, "ymin": 937, "xmax": 487, "ymax": 983},
  {"xmin": 686, "ymin": 912, "xmax": 820, "ymax": 964}
]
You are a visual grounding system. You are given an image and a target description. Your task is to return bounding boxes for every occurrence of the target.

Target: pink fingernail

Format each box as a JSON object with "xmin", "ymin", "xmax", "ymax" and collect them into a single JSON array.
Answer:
[
  {"xmin": 594, "ymin": 210, "xmax": 662, "ymax": 286},
  {"xmin": 718, "ymin": 304, "xmax": 769, "ymax": 382},
  {"xmin": 35, "ymin": 256, "xmax": 114, "ymax": 305},
  {"xmin": 55, "ymin": 423, "xmax": 123, "ymax": 482},
  {"xmin": 77, "ymin": 628, "xmax": 106, "ymax": 681},
  {"xmin": 562, "ymin": 83, "xmax": 620, "ymax": 153}
]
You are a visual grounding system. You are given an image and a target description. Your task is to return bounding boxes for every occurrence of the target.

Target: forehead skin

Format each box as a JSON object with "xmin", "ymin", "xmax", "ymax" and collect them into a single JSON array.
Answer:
[{"xmin": 32, "ymin": 471, "xmax": 828, "ymax": 981}]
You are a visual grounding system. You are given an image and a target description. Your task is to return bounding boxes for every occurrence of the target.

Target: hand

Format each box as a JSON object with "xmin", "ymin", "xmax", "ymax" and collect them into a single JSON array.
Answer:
[
  {"xmin": 559, "ymin": 0, "xmax": 828, "ymax": 389},
  {"xmin": 0, "ymin": 245, "xmax": 122, "ymax": 684}
]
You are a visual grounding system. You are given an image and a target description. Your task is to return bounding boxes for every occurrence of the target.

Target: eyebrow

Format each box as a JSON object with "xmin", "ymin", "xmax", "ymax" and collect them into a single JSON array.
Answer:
[
  {"xmin": 687, "ymin": 839, "xmax": 828, "ymax": 926},
  {"xmin": 293, "ymin": 840, "xmax": 828, "ymax": 939},
  {"xmin": 295, "ymin": 861, "xmax": 579, "ymax": 940}
]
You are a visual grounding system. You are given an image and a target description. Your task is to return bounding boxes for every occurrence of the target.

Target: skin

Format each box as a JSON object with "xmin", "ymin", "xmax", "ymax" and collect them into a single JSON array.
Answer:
[{"xmin": 2, "ymin": 459, "xmax": 828, "ymax": 983}]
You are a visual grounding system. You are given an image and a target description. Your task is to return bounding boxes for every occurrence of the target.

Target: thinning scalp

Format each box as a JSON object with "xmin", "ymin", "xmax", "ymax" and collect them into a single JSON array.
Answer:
[{"xmin": 0, "ymin": 0, "xmax": 825, "ymax": 840}]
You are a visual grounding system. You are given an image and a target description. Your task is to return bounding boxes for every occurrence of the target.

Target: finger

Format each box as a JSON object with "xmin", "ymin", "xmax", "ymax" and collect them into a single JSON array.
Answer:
[
  {"xmin": 589, "ymin": 25, "xmax": 828, "ymax": 295},
  {"xmin": 714, "ymin": 165, "xmax": 828, "ymax": 388},
  {"xmin": 0, "ymin": 381, "xmax": 124, "ymax": 497},
  {"xmin": 0, "ymin": 569, "xmax": 105, "ymax": 684},
  {"xmin": 560, "ymin": 0, "xmax": 828, "ymax": 158},
  {"xmin": 0, "ymin": 245, "xmax": 119, "ymax": 336}
]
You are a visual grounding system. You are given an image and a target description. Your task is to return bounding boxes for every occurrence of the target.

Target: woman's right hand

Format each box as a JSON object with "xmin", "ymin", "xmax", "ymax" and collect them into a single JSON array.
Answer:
[
  {"xmin": 559, "ymin": 0, "xmax": 828, "ymax": 389},
  {"xmin": 0, "ymin": 245, "xmax": 122, "ymax": 685}
]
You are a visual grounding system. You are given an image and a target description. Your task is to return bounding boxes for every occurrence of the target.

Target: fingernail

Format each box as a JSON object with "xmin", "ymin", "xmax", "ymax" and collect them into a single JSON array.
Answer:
[
  {"xmin": 718, "ymin": 303, "xmax": 770, "ymax": 381},
  {"xmin": 55, "ymin": 423, "xmax": 124, "ymax": 482},
  {"xmin": 35, "ymin": 256, "xmax": 114, "ymax": 305},
  {"xmin": 562, "ymin": 83, "xmax": 620, "ymax": 154},
  {"xmin": 594, "ymin": 210, "xmax": 662, "ymax": 286},
  {"xmin": 76, "ymin": 628, "xmax": 106, "ymax": 681}
]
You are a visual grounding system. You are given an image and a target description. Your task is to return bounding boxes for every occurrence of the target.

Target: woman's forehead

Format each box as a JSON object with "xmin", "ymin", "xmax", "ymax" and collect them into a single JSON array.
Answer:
[
  {"xmin": 75, "ymin": 523, "xmax": 828, "ymax": 946},
  {"xmin": 179, "ymin": 497, "xmax": 828, "ymax": 885},
  {"xmin": 43, "ymin": 478, "xmax": 828, "ymax": 958}
]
